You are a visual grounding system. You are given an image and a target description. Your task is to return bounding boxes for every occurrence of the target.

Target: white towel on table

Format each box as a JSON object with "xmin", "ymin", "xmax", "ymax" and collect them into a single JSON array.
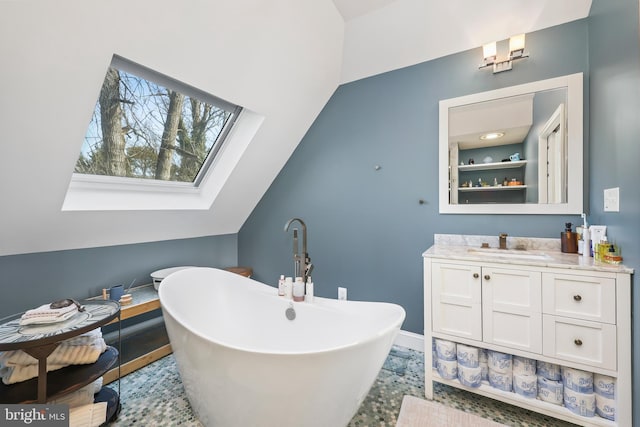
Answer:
[
  {"xmin": 48, "ymin": 377, "xmax": 103, "ymax": 408},
  {"xmin": 19, "ymin": 303, "xmax": 78, "ymax": 325},
  {"xmin": 0, "ymin": 332, "xmax": 106, "ymax": 367},
  {"xmin": 70, "ymin": 402, "xmax": 107, "ymax": 427},
  {"xmin": 0, "ymin": 337, "xmax": 107, "ymax": 384}
]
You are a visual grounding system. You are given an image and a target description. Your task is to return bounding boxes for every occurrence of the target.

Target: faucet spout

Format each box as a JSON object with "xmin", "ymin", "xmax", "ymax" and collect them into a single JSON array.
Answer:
[{"xmin": 284, "ymin": 218, "xmax": 311, "ymax": 283}]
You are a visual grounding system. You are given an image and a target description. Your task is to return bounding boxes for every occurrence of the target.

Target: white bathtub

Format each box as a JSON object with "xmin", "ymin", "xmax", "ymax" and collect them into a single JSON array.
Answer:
[{"xmin": 158, "ymin": 267, "xmax": 405, "ymax": 427}]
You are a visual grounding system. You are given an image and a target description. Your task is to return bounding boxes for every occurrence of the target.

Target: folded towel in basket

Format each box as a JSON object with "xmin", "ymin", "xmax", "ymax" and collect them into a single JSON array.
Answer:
[{"xmin": 19, "ymin": 303, "xmax": 78, "ymax": 325}]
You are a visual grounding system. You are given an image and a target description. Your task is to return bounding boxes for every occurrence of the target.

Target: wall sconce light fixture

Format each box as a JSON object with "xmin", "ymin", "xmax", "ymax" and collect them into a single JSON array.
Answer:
[{"xmin": 479, "ymin": 34, "xmax": 529, "ymax": 74}]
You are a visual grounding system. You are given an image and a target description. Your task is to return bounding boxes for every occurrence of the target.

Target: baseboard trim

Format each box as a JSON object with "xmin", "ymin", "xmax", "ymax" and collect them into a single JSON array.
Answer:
[{"xmin": 394, "ymin": 330, "xmax": 424, "ymax": 352}]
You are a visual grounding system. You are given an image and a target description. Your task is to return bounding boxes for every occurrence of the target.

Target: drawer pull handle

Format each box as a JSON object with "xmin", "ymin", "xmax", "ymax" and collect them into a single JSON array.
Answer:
[
  {"xmin": 574, "ymin": 339, "xmax": 583, "ymax": 346},
  {"xmin": 473, "ymin": 273, "xmax": 479, "ymax": 279},
  {"xmin": 573, "ymin": 295, "xmax": 582, "ymax": 302},
  {"xmin": 484, "ymin": 275, "xmax": 490, "ymax": 280}
]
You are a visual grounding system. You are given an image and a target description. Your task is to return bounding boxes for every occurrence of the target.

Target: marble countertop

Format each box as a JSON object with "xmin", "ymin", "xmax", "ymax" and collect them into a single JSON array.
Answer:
[{"xmin": 423, "ymin": 234, "xmax": 634, "ymax": 274}]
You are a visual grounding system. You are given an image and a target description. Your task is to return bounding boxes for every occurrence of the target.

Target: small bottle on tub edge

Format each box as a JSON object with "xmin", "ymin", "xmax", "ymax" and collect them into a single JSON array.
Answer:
[
  {"xmin": 305, "ymin": 276, "xmax": 314, "ymax": 302},
  {"xmin": 293, "ymin": 277, "xmax": 305, "ymax": 302},
  {"xmin": 278, "ymin": 275, "xmax": 285, "ymax": 296},
  {"xmin": 284, "ymin": 277, "xmax": 293, "ymax": 299}
]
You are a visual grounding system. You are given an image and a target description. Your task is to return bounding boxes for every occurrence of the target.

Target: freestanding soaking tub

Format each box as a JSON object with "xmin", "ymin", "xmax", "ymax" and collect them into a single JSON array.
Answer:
[{"xmin": 159, "ymin": 267, "xmax": 405, "ymax": 427}]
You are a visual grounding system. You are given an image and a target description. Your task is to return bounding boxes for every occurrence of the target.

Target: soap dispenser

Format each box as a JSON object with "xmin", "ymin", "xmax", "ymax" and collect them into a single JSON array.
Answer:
[{"xmin": 561, "ymin": 222, "xmax": 578, "ymax": 253}]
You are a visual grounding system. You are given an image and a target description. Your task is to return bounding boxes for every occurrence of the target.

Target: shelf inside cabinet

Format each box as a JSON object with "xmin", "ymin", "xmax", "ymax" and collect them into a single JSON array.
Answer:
[
  {"xmin": 432, "ymin": 370, "xmax": 614, "ymax": 427},
  {"xmin": 459, "ymin": 185, "xmax": 527, "ymax": 192},
  {"xmin": 458, "ymin": 160, "xmax": 527, "ymax": 172},
  {"xmin": 0, "ymin": 346, "xmax": 118, "ymax": 404}
]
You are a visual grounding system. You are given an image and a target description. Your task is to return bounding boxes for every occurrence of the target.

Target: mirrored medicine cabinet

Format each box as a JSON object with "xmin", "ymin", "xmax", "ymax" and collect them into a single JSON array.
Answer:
[{"xmin": 438, "ymin": 73, "xmax": 584, "ymax": 214}]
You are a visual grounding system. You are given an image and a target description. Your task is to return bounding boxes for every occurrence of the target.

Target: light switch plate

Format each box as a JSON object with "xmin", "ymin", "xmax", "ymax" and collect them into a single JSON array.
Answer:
[{"xmin": 604, "ymin": 187, "xmax": 619, "ymax": 212}]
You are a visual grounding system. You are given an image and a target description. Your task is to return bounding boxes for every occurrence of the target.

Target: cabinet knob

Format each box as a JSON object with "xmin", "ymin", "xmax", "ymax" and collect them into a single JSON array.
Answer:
[
  {"xmin": 573, "ymin": 295, "xmax": 582, "ymax": 302},
  {"xmin": 473, "ymin": 273, "xmax": 479, "ymax": 279},
  {"xmin": 484, "ymin": 275, "xmax": 490, "ymax": 280},
  {"xmin": 574, "ymin": 339, "xmax": 583, "ymax": 346}
]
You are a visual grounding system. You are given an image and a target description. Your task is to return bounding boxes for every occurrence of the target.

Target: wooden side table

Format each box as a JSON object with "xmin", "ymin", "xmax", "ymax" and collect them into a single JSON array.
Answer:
[{"xmin": 0, "ymin": 300, "xmax": 119, "ymax": 404}]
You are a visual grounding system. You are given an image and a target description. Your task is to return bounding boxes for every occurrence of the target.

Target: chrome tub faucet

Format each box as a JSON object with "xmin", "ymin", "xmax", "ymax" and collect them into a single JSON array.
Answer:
[{"xmin": 284, "ymin": 218, "xmax": 313, "ymax": 282}]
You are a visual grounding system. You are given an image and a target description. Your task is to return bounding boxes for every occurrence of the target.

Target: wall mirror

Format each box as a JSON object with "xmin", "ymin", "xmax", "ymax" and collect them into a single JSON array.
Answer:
[{"xmin": 439, "ymin": 73, "xmax": 583, "ymax": 214}]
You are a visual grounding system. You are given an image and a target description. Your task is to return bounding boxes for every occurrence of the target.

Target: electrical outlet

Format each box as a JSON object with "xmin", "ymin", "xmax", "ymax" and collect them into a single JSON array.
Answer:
[
  {"xmin": 604, "ymin": 187, "xmax": 620, "ymax": 212},
  {"xmin": 338, "ymin": 287, "xmax": 347, "ymax": 301}
]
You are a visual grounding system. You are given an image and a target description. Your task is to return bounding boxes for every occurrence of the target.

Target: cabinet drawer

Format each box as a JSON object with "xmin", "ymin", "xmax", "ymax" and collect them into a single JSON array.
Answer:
[
  {"xmin": 542, "ymin": 273, "xmax": 615, "ymax": 324},
  {"xmin": 542, "ymin": 315, "xmax": 616, "ymax": 370}
]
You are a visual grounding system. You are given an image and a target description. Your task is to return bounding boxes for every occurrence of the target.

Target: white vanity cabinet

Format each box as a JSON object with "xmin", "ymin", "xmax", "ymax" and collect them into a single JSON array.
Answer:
[{"xmin": 424, "ymin": 245, "xmax": 633, "ymax": 427}]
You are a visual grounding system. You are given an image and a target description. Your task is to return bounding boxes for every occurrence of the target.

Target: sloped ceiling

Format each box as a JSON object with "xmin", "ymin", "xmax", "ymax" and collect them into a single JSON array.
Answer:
[
  {"xmin": 338, "ymin": 0, "xmax": 592, "ymax": 83},
  {"xmin": 0, "ymin": 0, "xmax": 344, "ymax": 256},
  {"xmin": 0, "ymin": 0, "xmax": 591, "ymax": 256}
]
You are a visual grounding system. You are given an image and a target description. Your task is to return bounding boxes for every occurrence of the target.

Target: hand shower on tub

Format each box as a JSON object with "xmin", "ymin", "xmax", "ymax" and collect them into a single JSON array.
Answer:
[{"xmin": 284, "ymin": 218, "xmax": 313, "ymax": 284}]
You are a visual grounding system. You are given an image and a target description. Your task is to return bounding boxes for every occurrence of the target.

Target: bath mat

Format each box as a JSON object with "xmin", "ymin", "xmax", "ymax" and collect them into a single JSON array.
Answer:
[
  {"xmin": 383, "ymin": 346, "xmax": 411, "ymax": 376},
  {"xmin": 396, "ymin": 395, "xmax": 507, "ymax": 427}
]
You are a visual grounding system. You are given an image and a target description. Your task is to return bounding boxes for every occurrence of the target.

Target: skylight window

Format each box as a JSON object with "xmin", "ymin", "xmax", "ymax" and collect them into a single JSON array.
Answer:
[{"xmin": 75, "ymin": 55, "xmax": 242, "ymax": 186}]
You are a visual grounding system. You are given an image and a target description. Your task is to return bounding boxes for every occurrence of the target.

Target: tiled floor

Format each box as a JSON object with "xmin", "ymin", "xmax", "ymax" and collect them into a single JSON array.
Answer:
[{"xmin": 108, "ymin": 346, "xmax": 577, "ymax": 426}]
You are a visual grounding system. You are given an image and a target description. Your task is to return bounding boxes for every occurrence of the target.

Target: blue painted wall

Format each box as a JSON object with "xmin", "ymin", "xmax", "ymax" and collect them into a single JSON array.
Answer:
[
  {"xmin": 239, "ymin": 19, "xmax": 590, "ymax": 335},
  {"xmin": 240, "ymin": 1, "xmax": 640, "ymax": 422},
  {"xmin": 588, "ymin": 0, "xmax": 640, "ymax": 424},
  {"xmin": 0, "ymin": 234, "xmax": 237, "ymax": 317}
]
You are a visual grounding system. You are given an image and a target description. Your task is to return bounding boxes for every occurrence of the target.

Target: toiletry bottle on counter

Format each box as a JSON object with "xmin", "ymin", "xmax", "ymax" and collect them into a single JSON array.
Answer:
[
  {"xmin": 293, "ymin": 277, "xmax": 305, "ymax": 302},
  {"xmin": 595, "ymin": 236, "xmax": 609, "ymax": 262},
  {"xmin": 284, "ymin": 277, "xmax": 293, "ymax": 299},
  {"xmin": 581, "ymin": 213, "xmax": 590, "ymax": 258},
  {"xmin": 278, "ymin": 275, "xmax": 285, "ymax": 296},
  {"xmin": 589, "ymin": 225, "xmax": 608, "ymax": 257},
  {"xmin": 305, "ymin": 276, "xmax": 314, "ymax": 303},
  {"xmin": 577, "ymin": 226, "xmax": 584, "ymax": 254},
  {"xmin": 561, "ymin": 222, "xmax": 578, "ymax": 253}
]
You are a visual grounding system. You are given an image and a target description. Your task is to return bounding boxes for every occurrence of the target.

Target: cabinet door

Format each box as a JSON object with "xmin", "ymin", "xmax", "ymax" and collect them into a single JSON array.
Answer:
[
  {"xmin": 432, "ymin": 262, "xmax": 482, "ymax": 340},
  {"xmin": 482, "ymin": 266, "xmax": 542, "ymax": 353}
]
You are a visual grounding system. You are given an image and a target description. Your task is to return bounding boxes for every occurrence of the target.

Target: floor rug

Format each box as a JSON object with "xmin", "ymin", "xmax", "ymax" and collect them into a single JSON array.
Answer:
[
  {"xmin": 382, "ymin": 346, "xmax": 411, "ymax": 375},
  {"xmin": 396, "ymin": 395, "xmax": 507, "ymax": 427}
]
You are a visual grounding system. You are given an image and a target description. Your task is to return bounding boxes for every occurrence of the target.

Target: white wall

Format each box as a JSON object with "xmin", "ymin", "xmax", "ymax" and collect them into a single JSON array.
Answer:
[
  {"xmin": 0, "ymin": 0, "xmax": 344, "ymax": 255},
  {"xmin": 339, "ymin": 0, "xmax": 592, "ymax": 83}
]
